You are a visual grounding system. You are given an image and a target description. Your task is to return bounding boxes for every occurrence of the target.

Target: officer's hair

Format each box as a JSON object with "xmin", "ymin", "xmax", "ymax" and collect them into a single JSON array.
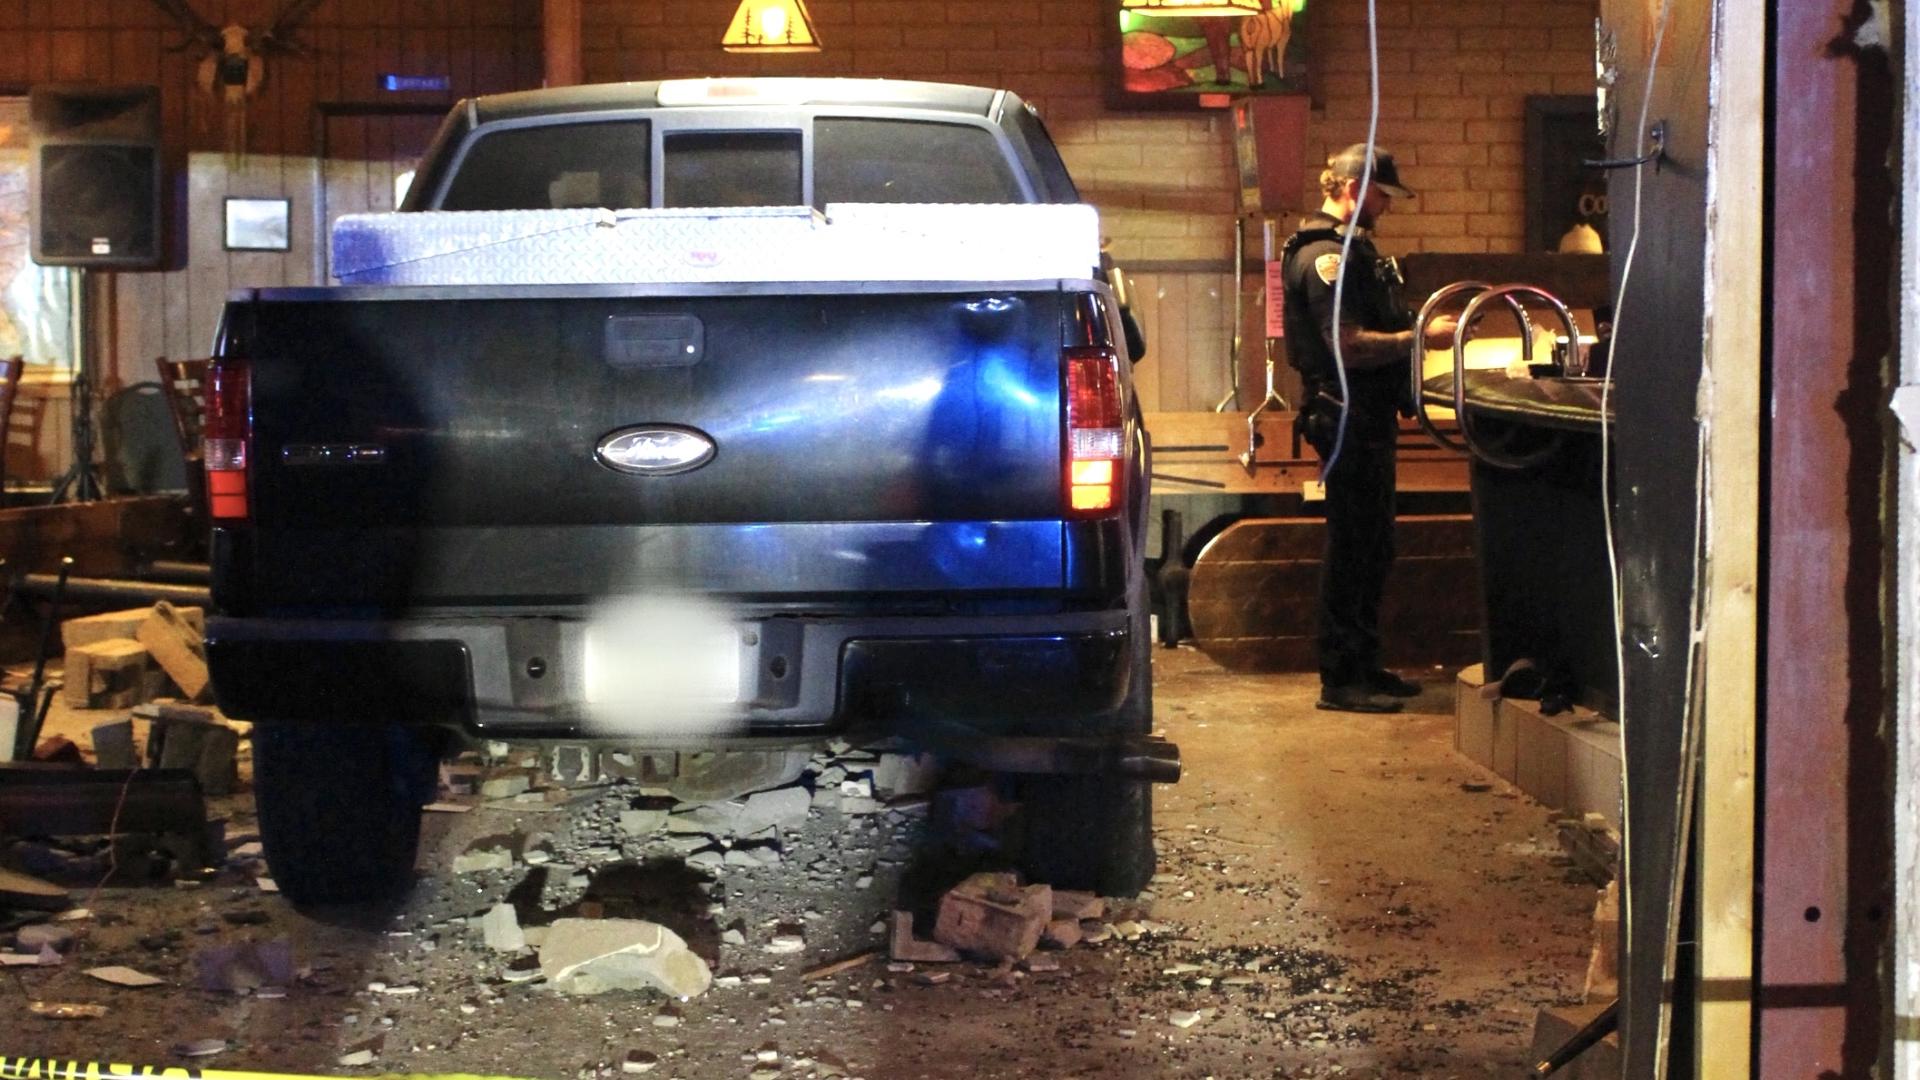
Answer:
[{"xmin": 1319, "ymin": 168, "xmax": 1347, "ymax": 199}]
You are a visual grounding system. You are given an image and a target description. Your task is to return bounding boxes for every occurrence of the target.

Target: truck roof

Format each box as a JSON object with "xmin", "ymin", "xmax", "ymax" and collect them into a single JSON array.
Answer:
[{"xmin": 469, "ymin": 79, "xmax": 1005, "ymax": 125}]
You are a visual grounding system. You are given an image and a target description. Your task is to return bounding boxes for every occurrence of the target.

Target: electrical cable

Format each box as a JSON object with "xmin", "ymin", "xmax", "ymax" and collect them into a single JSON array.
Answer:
[{"xmin": 1319, "ymin": 0, "xmax": 1382, "ymax": 480}]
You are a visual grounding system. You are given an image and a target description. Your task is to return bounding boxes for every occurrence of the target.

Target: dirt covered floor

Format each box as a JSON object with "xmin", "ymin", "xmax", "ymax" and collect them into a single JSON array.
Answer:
[{"xmin": 5, "ymin": 647, "xmax": 1595, "ymax": 1078}]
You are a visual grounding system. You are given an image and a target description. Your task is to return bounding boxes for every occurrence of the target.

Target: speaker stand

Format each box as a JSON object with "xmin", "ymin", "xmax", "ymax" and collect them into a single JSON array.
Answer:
[{"xmin": 46, "ymin": 267, "xmax": 101, "ymax": 504}]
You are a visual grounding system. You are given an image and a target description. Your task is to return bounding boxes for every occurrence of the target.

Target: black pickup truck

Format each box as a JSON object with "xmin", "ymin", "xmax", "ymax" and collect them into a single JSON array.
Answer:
[{"xmin": 202, "ymin": 78, "xmax": 1175, "ymax": 905}]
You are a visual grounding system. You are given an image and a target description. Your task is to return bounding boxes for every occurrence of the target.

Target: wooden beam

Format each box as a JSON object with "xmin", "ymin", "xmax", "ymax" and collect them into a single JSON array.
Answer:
[
  {"xmin": 542, "ymin": 0, "xmax": 582, "ymax": 88},
  {"xmin": 1694, "ymin": 0, "xmax": 1765, "ymax": 1073}
]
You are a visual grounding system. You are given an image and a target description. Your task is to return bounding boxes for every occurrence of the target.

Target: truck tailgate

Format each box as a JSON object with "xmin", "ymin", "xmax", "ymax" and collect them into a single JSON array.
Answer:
[{"xmin": 222, "ymin": 283, "xmax": 1079, "ymax": 608}]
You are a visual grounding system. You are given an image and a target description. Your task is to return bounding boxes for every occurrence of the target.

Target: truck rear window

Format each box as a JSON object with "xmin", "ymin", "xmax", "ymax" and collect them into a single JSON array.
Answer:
[
  {"xmin": 440, "ymin": 120, "xmax": 653, "ymax": 211},
  {"xmin": 814, "ymin": 119, "xmax": 1022, "ymax": 205},
  {"xmin": 663, "ymin": 131, "xmax": 803, "ymax": 208}
]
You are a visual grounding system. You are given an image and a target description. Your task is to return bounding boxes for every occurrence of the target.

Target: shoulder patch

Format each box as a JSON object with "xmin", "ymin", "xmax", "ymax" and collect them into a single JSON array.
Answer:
[{"xmin": 1313, "ymin": 252, "xmax": 1342, "ymax": 286}]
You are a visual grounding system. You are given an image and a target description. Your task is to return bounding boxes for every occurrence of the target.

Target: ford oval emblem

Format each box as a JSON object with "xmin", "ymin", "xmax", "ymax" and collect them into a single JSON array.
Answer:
[{"xmin": 594, "ymin": 425, "xmax": 716, "ymax": 476}]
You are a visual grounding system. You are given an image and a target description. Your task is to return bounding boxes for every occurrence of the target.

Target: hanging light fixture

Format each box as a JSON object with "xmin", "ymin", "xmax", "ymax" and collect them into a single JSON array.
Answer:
[
  {"xmin": 722, "ymin": 0, "xmax": 822, "ymax": 52},
  {"xmin": 1118, "ymin": 0, "xmax": 1264, "ymax": 16}
]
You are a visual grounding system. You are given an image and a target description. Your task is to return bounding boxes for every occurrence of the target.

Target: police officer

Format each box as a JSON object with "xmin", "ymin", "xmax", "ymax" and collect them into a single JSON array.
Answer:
[{"xmin": 1281, "ymin": 144, "xmax": 1458, "ymax": 713}]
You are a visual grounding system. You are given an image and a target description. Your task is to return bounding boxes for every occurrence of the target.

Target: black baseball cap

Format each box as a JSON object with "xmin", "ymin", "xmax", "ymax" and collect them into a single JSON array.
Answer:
[{"xmin": 1328, "ymin": 143, "xmax": 1415, "ymax": 199}]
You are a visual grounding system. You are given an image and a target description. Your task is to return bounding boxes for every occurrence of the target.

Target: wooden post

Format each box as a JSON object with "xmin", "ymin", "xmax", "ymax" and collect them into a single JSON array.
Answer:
[
  {"xmin": 543, "ymin": 0, "xmax": 582, "ymax": 89},
  {"xmin": 1694, "ymin": 0, "xmax": 1764, "ymax": 1073}
]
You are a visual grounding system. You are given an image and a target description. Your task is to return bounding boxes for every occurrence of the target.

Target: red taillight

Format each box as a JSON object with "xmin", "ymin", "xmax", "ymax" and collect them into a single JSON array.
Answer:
[
  {"xmin": 1065, "ymin": 346, "xmax": 1123, "ymax": 515},
  {"xmin": 204, "ymin": 358, "xmax": 252, "ymax": 523}
]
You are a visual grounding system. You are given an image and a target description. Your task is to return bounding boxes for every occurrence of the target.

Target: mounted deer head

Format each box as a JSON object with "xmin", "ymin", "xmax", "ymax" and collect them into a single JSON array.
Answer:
[{"xmin": 146, "ymin": 0, "xmax": 325, "ymax": 157}]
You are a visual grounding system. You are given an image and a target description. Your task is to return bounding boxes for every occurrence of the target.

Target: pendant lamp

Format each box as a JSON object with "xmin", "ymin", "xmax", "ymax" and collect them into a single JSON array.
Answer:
[
  {"xmin": 722, "ymin": 0, "xmax": 822, "ymax": 53},
  {"xmin": 1119, "ymin": 0, "xmax": 1264, "ymax": 16}
]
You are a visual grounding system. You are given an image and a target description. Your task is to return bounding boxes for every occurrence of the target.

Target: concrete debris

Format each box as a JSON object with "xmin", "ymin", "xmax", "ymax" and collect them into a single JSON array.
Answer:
[
  {"xmin": 136, "ymin": 602, "xmax": 211, "ymax": 702},
  {"xmin": 667, "ymin": 803, "xmax": 742, "ymax": 835},
  {"xmin": 86, "ymin": 965, "xmax": 165, "ymax": 987},
  {"xmin": 1111, "ymin": 920, "xmax": 1146, "ymax": 940},
  {"xmin": 888, "ymin": 911, "xmax": 959, "ymax": 964},
  {"xmin": 148, "ymin": 710, "xmax": 241, "ymax": 796},
  {"xmin": 15, "ymin": 924, "xmax": 76, "ymax": 953},
  {"xmin": 521, "ymin": 834, "xmax": 556, "ymax": 865},
  {"xmin": 651, "ymin": 1010, "xmax": 682, "ymax": 1027},
  {"xmin": 192, "ymin": 933, "xmax": 293, "ymax": 991},
  {"xmin": 63, "ymin": 606, "xmax": 201, "ymax": 650},
  {"xmin": 839, "ymin": 797, "xmax": 884, "ymax": 815},
  {"xmin": 480, "ymin": 904, "xmax": 526, "ymax": 953},
  {"xmin": 722, "ymin": 928, "xmax": 747, "ymax": 946},
  {"xmin": 1079, "ymin": 921, "xmax": 1113, "ymax": 945},
  {"xmin": 765, "ymin": 933, "xmax": 806, "ymax": 954},
  {"xmin": 620, "ymin": 1049, "xmax": 659, "ymax": 1074},
  {"xmin": 452, "ymin": 842, "xmax": 515, "ymax": 874},
  {"xmin": 735, "ymin": 785, "xmax": 811, "ymax": 834},
  {"xmin": 539, "ymin": 918, "xmax": 712, "ymax": 998},
  {"xmin": 1169, "ymin": 1010, "xmax": 1203, "ymax": 1029},
  {"xmin": 870, "ymin": 752, "xmax": 942, "ymax": 797},
  {"xmin": 1020, "ymin": 954, "xmax": 1060, "ymax": 973},
  {"xmin": 838, "ymin": 777, "xmax": 873, "ymax": 799},
  {"xmin": 933, "ymin": 872, "xmax": 1052, "ymax": 961},
  {"xmin": 337, "ymin": 1038, "xmax": 382, "ymax": 1068},
  {"xmin": 1041, "ymin": 919, "xmax": 1083, "ymax": 950},
  {"xmin": 686, "ymin": 850, "xmax": 725, "ymax": 871},
  {"xmin": 1050, "ymin": 890, "xmax": 1104, "ymax": 921},
  {"xmin": 0, "ymin": 946, "xmax": 61, "ymax": 967},
  {"xmin": 913, "ymin": 970, "xmax": 951, "ymax": 986},
  {"xmin": 479, "ymin": 771, "xmax": 532, "ymax": 799},
  {"xmin": 89, "ymin": 719, "xmax": 137, "ymax": 770},
  {"xmin": 618, "ymin": 809, "xmax": 668, "ymax": 836},
  {"xmin": 0, "ymin": 868, "xmax": 69, "ymax": 909},
  {"xmin": 63, "ymin": 638, "xmax": 150, "ymax": 709}
]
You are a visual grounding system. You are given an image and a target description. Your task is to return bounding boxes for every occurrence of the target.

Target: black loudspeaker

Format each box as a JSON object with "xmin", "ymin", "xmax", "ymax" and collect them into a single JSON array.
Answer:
[{"xmin": 29, "ymin": 84, "xmax": 164, "ymax": 269}]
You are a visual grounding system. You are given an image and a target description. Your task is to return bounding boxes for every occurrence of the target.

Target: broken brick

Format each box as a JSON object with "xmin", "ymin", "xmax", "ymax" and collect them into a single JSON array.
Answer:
[
  {"xmin": 932, "ymin": 873, "xmax": 1053, "ymax": 961},
  {"xmin": 62, "ymin": 638, "xmax": 149, "ymax": 709},
  {"xmin": 888, "ymin": 911, "xmax": 959, "ymax": 964},
  {"xmin": 136, "ymin": 602, "xmax": 209, "ymax": 702}
]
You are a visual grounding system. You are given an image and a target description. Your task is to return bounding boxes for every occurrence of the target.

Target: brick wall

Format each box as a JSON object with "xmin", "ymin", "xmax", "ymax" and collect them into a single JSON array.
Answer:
[{"xmin": 582, "ymin": 0, "xmax": 1599, "ymax": 262}]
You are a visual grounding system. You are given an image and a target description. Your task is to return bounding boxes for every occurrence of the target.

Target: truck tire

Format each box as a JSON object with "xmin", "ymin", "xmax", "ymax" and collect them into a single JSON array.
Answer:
[
  {"xmin": 1019, "ymin": 582, "xmax": 1157, "ymax": 897},
  {"xmin": 252, "ymin": 723, "xmax": 439, "ymax": 906}
]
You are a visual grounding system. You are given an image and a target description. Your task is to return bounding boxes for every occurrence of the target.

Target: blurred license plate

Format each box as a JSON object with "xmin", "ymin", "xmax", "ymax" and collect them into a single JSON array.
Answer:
[{"xmin": 584, "ymin": 624, "xmax": 742, "ymax": 706}]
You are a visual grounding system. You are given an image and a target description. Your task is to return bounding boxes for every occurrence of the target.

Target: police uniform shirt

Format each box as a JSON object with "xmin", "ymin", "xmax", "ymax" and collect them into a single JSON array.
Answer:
[{"xmin": 1281, "ymin": 211, "xmax": 1413, "ymax": 437}]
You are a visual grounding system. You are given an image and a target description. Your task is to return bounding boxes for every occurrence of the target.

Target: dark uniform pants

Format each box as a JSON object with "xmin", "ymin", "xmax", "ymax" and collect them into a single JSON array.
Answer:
[{"xmin": 1317, "ymin": 431, "xmax": 1397, "ymax": 689}]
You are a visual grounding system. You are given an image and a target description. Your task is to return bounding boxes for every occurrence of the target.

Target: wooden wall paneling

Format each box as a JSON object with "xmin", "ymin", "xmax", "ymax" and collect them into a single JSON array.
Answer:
[
  {"xmin": 83, "ymin": 27, "xmax": 110, "ymax": 79},
  {"xmin": 322, "ymin": 115, "xmax": 370, "ymax": 280},
  {"xmin": 48, "ymin": 30, "xmax": 86, "ymax": 80},
  {"xmin": 470, "ymin": 28, "xmax": 516, "ymax": 96},
  {"xmin": 184, "ymin": 155, "xmax": 228, "ymax": 361},
  {"xmin": 341, "ymin": 27, "xmax": 379, "ymax": 104},
  {"xmin": 226, "ymin": 154, "xmax": 288, "ymax": 292},
  {"xmin": 276, "ymin": 51, "xmax": 318, "ymax": 159},
  {"xmin": 447, "ymin": 23, "xmax": 478, "ymax": 100},
  {"xmin": 1129, "ymin": 271, "xmax": 1163, "ymax": 412},
  {"xmin": 1154, "ymin": 275, "xmax": 1192, "ymax": 411},
  {"xmin": 1185, "ymin": 273, "xmax": 1230, "ymax": 410},
  {"xmin": 110, "ymin": 29, "xmax": 161, "ymax": 85}
]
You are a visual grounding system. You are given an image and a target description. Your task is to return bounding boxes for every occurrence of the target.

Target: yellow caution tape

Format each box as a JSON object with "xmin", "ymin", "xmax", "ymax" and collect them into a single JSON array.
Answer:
[{"xmin": 0, "ymin": 1060, "xmax": 531, "ymax": 1080}]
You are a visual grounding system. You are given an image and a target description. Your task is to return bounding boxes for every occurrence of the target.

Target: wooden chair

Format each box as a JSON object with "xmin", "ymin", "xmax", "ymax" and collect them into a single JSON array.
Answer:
[
  {"xmin": 0, "ymin": 355, "xmax": 22, "ymax": 496},
  {"xmin": 155, "ymin": 357, "xmax": 211, "ymax": 529}
]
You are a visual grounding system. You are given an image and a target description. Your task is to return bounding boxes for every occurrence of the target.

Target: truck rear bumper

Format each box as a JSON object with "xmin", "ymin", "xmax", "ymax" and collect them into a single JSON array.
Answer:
[{"xmin": 205, "ymin": 609, "xmax": 1135, "ymax": 740}]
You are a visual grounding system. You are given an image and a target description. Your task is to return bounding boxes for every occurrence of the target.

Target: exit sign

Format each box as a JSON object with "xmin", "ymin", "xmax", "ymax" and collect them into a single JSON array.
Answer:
[{"xmin": 381, "ymin": 74, "xmax": 450, "ymax": 93}]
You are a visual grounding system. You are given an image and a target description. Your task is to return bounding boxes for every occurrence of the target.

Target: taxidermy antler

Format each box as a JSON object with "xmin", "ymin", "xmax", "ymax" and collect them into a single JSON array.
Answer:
[{"xmin": 145, "ymin": 0, "xmax": 327, "ymax": 159}]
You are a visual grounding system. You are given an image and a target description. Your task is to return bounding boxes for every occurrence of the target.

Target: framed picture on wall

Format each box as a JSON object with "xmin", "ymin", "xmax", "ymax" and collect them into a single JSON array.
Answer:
[
  {"xmin": 224, "ymin": 197, "xmax": 291, "ymax": 252},
  {"xmin": 1110, "ymin": 0, "xmax": 1312, "ymax": 110}
]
